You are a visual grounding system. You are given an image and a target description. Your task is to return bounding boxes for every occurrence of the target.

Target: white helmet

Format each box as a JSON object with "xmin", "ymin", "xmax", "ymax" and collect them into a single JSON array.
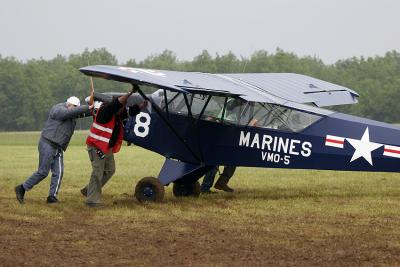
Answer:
[{"xmin": 67, "ymin": 96, "xmax": 80, "ymax": 106}]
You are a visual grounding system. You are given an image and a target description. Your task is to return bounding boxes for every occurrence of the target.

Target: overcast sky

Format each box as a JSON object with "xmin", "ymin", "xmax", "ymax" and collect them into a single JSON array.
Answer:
[{"xmin": 1, "ymin": 0, "xmax": 399, "ymax": 64}]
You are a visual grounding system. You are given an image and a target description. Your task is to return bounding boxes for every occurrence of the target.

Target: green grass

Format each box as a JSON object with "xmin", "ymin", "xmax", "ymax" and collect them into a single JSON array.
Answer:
[
  {"xmin": 1, "ymin": 131, "xmax": 400, "ymax": 266},
  {"xmin": 0, "ymin": 130, "xmax": 89, "ymax": 146}
]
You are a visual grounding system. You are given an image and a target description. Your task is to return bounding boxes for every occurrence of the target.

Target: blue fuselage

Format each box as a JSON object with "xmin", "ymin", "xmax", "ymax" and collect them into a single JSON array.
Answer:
[{"xmin": 124, "ymin": 110, "xmax": 400, "ymax": 173}]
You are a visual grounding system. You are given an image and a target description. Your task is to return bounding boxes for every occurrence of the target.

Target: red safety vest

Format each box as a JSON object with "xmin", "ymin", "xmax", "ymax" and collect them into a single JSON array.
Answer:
[{"xmin": 86, "ymin": 110, "xmax": 123, "ymax": 154}]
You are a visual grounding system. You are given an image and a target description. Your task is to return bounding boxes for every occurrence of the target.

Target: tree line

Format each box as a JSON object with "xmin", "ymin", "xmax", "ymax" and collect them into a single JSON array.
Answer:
[{"xmin": 0, "ymin": 48, "xmax": 399, "ymax": 131}]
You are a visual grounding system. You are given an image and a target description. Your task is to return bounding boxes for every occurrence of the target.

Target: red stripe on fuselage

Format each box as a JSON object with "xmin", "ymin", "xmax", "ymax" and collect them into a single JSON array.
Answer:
[
  {"xmin": 384, "ymin": 148, "xmax": 400, "ymax": 154},
  {"xmin": 326, "ymin": 139, "xmax": 344, "ymax": 145}
]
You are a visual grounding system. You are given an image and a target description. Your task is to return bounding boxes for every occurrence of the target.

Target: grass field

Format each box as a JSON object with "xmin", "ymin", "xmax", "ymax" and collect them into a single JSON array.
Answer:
[{"xmin": 1, "ymin": 131, "xmax": 400, "ymax": 266}]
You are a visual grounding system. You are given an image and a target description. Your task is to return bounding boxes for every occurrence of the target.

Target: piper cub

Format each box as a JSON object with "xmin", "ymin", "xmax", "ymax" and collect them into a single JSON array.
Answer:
[{"xmin": 81, "ymin": 65, "xmax": 400, "ymax": 202}]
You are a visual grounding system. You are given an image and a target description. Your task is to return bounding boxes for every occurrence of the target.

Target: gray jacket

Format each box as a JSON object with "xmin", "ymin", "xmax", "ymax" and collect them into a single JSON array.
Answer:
[{"xmin": 41, "ymin": 103, "xmax": 90, "ymax": 151}]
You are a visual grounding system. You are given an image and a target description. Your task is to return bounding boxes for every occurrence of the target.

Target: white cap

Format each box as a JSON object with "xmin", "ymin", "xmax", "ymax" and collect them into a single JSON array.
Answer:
[
  {"xmin": 94, "ymin": 101, "xmax": 102, "ymax": 110},
  {"xmin": 67, "ymin": 96, "xmax": 80, "ymax": 106}
]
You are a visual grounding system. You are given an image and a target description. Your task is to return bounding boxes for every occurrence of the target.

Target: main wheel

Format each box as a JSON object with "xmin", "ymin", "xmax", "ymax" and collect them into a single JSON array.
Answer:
[
  {"xmin": 135, "ymin": 177, "xmax": 165, "ymax": 202},
  {"xmin": 172, "ymin": 181, "xmax": 201, "ymax": 198}
]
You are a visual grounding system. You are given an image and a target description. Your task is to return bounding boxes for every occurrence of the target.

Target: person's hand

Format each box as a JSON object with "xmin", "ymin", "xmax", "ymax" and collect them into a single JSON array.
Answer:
[
  {"xmin": 130, "ymin": 84, "xmax": 140, "ymax": 94},
  {"xmin": 89, "ymin": 103, "xmax": 94, "ymax": 110},
  {"xmin": 119, "ymin": 85, "xmax": 139, "ymax": 105}
]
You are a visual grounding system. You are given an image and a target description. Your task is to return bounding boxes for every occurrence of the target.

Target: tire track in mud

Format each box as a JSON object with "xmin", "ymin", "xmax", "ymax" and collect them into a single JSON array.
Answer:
[{"xmin": 2, "ymin": 205, "xmax": 400, "ymax": 266}]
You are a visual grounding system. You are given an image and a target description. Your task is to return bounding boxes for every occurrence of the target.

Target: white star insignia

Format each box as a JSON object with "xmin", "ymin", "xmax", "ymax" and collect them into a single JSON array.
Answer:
[{"xmin": 346, "ymin": 127, "xmax": 382, "ymax": 166}]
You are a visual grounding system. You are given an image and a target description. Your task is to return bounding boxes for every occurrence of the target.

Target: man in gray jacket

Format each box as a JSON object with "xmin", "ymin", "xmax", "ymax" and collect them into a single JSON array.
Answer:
[{"xmin": 15, "ymin": 96, "xmax": 91, "ymax": 204}]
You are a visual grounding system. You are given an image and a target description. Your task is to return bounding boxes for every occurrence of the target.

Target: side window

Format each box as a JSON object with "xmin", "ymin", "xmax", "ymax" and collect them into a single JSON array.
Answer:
[
  {"xmin": 243, "ymin": 103, "xmax": 321, "ymax": 132},
  {"xmin": 161, "ymin": 91, "xmax": 177, "ymax": 111},
  {"xmin": 162, "ymin": 93, "xmax": 224, "ymax": 120},
  {"xmin": 247, "ymin": 103, "xmax": 274, "ymax": 128},
  {"xmin": 201, "ymin": 96, "xmax": 226, "ymax": 121},
  {"xmin": 151, "ymin": 89, "xmax": 165, "ymax": 108},
  {"xmin": 160, "ymin": 93, "xmax": 321, "ymax": 132},
  {"xmin": 167, "ymin": 93, "xmax": 189, "ymax": 115},
  {"xmin": 223, "ymin": 98, "xmax": 245, "ymax": 125},
  {"xmin": 190, "ymin": 94, "xmax": 209, "ymax": 118},
  {"xmin": 263, "ymin": 105, "xmax": 292, "ymax": 132},
  {"xmin": 263, "ymin": 106, "xmax": 321, "ymax": 132},
  {"xmin": 238, "ymin": 102, "xmax": 252, "ymax": 126},
  {"xmin": 284, "ymin": 109, "xmax": 321, "ymax": 132}
]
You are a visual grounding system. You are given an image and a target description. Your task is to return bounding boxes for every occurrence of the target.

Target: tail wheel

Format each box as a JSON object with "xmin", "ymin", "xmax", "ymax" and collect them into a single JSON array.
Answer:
[
  {"xmin": 135, "ymin": 177, "xmax": 164, "ymax": 202},
  {"xmin": 172, "ymin": 181, "xmax": 201, "ymax": 198}
]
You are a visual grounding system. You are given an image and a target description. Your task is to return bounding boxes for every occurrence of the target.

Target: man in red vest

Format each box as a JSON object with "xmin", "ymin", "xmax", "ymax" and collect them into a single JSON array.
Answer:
[{"xmin": 84, "ymin": 86, "xmax": 147, "ymax": 207}]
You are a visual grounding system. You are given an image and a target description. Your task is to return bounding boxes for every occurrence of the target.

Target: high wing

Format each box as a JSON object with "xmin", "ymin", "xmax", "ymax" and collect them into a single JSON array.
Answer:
[
  {"xmin": 80, "ymin": 65, "xmax": 359, "ymax": 107},
  {"xmin": 224, "ymin": 73, "xmax": 359, "ymax": 107},
  {"xmin": 80, "ymin": 65, "xmax": 186, "ymax": 93}
]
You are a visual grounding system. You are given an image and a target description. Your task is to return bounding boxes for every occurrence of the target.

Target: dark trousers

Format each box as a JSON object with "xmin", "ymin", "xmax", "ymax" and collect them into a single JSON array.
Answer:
[
  {"xmin": 201, "ymin": 166, "xmax": 236, "ymax": 192},
  {"xmin": 23, "ymin": 137, "xmax": 64, "ymax": 197}
]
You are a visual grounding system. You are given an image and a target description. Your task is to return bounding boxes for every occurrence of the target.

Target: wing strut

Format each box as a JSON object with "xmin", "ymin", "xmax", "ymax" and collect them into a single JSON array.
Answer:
[{"xmin": 135, "ymin": 87, "xmax": 202, "ymax": 163}]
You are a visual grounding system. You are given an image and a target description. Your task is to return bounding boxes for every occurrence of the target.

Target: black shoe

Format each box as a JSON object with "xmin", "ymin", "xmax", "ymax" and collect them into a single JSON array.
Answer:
[
  {"xmin": 80, "ymin": 187, "xmax": 87, "ymax": 197},
  {"xmin": 46, "ymin": 196, "xmax": 59, "ymax": 204},
  {"xmin": 214, "ymin": 180, "xmax": 234, "ymax": 193},
  {"xmin": 15, "ymin": 184, "xmax": 25, "ymax": 204},
  {"xmin": 214, "ymin": 174, "xmax": 235, "ymax": 193}
]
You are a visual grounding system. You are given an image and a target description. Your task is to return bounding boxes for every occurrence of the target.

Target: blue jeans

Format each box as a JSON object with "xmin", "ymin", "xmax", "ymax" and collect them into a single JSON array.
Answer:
[
  {"xmin": 23, "ymin": 137, "xmax": 64, "ymax": 197},
  {"xmin": 200, "ymin": 166, "xmax": 218, "ymax": 192}
]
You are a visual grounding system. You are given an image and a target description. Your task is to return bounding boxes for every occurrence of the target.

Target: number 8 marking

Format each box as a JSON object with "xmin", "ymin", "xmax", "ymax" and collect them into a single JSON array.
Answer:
[{"xmin": 134, "ymin": 112, "xmax": 151, "ymax": 137}]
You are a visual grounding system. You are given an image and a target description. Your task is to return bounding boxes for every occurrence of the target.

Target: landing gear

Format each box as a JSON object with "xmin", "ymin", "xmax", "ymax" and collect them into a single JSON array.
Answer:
[
  {"xmin": 135, "ymin": 177, "xmax": 165, "ymax": 202},
  {"xmin": 172, "ymin": 181, "xmax": 201, "ymax": 198}
]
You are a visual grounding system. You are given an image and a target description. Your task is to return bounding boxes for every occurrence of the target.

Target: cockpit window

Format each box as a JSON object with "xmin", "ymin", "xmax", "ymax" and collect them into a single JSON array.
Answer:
[
  {"xmin": 242, "ymin": 103, "xmax": 321, "ymax": 132},
  {"xmin": 201, "ymin": 95, "xmax": 225, "ymax": 120},
  {"xmin": 190, "ymin": 94, "xmax": 210, "ymax": 118},
  {"xmin": 161, "ymin": 92, "xmax": 321, "ymax": 132},
  {"xmin": 164, "ymin": 93, "xmax": 189, "ymax": 115},
  {"xmin": 164, "ymin": 93, "xmax": 226, "ymax": 120}
]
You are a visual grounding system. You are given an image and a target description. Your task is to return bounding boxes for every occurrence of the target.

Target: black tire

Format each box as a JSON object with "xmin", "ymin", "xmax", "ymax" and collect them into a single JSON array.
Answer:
[
  {"xmin": 135, "ymin": 177, "xmax": 164, "ymax": 202},
  {"xmin": 172, "ymin": 181, "xmax": 201, "ymax": 198}
]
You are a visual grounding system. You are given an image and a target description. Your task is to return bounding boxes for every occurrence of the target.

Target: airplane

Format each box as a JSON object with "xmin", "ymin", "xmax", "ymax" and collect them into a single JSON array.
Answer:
[{"xmin": 80, "ymin": 65, "xmax": 400, "ymax": 202}]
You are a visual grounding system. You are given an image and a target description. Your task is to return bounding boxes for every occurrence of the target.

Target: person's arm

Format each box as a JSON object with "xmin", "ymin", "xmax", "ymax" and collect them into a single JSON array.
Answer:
[
  {"xmin": 118, "ymin": 84, "xmax": 139, "ymax": 105},
  {"xmin": 96, "ymin": 85, "xmax": 140, "ymax": 123},
  {"xmin": 50, "ymin": 104, "xmax": 90, "ymax": 120},
  {"xmin": 96, "ymin": 98, "xmax": 123, "ymax": 123},
  {"xmin": 79, "ymin": 108, "xmax": 94, "ymax": 118},
  {"xmin": 128, "ymin": 100, "xmax": 148, "ymax": 117}
]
